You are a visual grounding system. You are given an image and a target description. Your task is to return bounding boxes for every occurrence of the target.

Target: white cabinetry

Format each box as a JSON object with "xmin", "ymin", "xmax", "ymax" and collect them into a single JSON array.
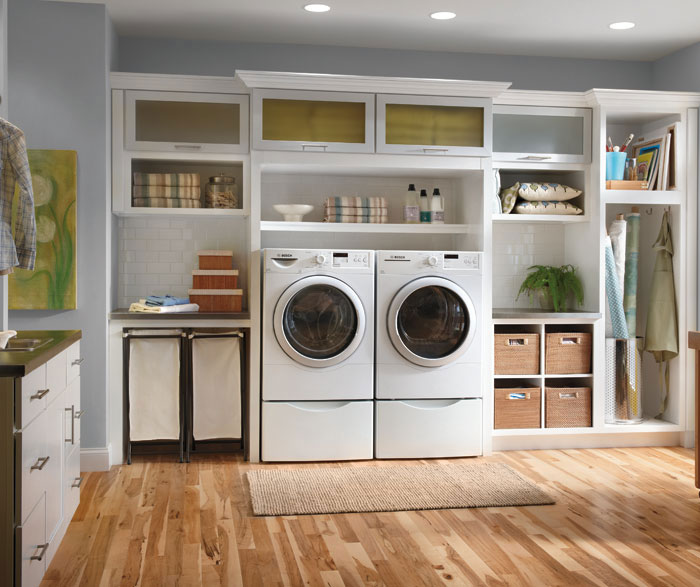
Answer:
[{"xmin": 14, "ymin": 340, "xmax": 82, "ymax": 586}]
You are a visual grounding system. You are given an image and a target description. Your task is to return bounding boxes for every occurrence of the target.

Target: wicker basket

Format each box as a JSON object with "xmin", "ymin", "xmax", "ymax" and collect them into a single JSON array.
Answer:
[
  {"xmin": 545, "ymin": 386, "xmax": 592, "ymax": 428},
  {"xmin": 494, "ymin": 388, "xmax": 541, "ymax": 429},
  {"xmin": 545, "ymin": 332, "xmax": 591, "ymax": 374},
  {"xmin": 494, "ymin": 333, "xmax": 539, "ymax": 375}
]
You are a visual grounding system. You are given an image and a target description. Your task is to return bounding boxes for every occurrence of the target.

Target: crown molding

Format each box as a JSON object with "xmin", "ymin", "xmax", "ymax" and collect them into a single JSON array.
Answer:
[
  {"xmin": 234, "ymin": 70, "xmax": 511, "ymax": 98},
  {"xmin": 494, "ymin": 89, "xmax": 589, "ymax": 108},
  {"xmin": 110, "ymin": 72, "xmax": 248, "ymax": 93},
  {"xmin": 586, "ymin": 88, "xmax": 700, "ymax": 108}
]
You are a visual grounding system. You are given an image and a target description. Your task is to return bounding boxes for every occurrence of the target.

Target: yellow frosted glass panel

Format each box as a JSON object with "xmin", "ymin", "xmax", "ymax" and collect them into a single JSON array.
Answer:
[
  {"xmin": 135, "ymin": 100, "xmax": 240, "ymax": 144},
  {"xmin": 385, "ymin": 104, "xmax": 484, "ymax": 147},
  {"xmin": 262, "ymin": 99, "xmax": 366, "ymax": 143}
]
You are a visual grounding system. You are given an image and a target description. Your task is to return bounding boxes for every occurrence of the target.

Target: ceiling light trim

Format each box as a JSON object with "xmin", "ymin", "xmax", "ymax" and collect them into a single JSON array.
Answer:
[
  {"xmin": 430, "ymin": 11, "xmax": 457, "ymax": 20},
  {"xmin": 609, "ymin": 21, "xmax": 635, "ymax": 30},
  {"xmin": 304, "ymin": 3, "xmax": 331, "ymax": 13}
]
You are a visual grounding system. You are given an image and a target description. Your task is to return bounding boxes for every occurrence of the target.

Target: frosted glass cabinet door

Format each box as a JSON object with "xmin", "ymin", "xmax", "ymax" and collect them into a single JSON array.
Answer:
[
  {"xmin": 252, "ymin": 89, "xmax": 375, "ymax": 153},
  {"xmin": 493, "ymin": 105, "xmax": 591, "ymax": 163},
  {"xmin": 377, "ymin": 94, "xmax": 491, "ymax": 156},
  {"xmin": 125, "ymin": 90, "xmax": 249, "ymax": 154}
]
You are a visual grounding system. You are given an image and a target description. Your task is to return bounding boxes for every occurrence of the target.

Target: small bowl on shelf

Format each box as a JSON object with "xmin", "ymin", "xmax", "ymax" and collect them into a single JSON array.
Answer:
[{"xmin": 273, "ymin": 204, "xmax": 314, "ymax": 222}]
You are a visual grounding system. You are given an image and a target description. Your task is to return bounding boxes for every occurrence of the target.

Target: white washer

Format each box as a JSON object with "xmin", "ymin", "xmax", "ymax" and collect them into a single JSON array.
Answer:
[
  {"xmin": 375, "ymin": 250, "xmax": 484, "ymax": 459},
  {"xmin": 261, "ymin": 248, "xmax": 374, "ymax": 461}
]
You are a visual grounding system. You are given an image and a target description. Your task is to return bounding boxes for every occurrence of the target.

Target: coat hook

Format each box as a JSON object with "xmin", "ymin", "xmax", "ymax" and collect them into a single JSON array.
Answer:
[{"xmin": 645, "ymin": 207, "xmax": 653, "ymax": 215}]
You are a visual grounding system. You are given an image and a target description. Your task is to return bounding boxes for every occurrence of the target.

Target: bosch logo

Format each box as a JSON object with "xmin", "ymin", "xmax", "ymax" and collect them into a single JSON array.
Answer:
[
  {"xmin": 390, "ymin": 255, "xmax": 406, "ymax": 259},
  {"xmin": 278, "ymin": 253, "xmax": 293, "ymax": 257}
]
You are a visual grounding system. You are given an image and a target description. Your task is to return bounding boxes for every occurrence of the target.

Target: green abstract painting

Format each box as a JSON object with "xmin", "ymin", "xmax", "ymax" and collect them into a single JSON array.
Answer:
[{"xmin": 9, "ymin": 150, "xmax": 77, "ymax": 309}]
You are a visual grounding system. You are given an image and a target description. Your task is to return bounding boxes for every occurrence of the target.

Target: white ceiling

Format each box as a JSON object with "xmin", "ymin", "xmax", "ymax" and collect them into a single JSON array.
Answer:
[{"xmin": 57, "ymin": 0, "xmax": 700, "ymax": 61}]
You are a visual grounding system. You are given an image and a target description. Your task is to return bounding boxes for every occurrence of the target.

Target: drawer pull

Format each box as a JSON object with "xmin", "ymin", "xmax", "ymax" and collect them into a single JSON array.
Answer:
[
  {"xmin": 71, "ymin": 357, "xmax": 84, "ymax": 366},
  {"xmin": 422, "ymin": 148, "xmax": 449, "ymax": 153},
  {"xmin": 560, "ymin": 337, "xmax": 582, "ymax": 345},
  {"xmin": 65, "ymin": 406, "xmax": 75, "ymax": 444},
  {"xmin": 31, "ymin": 456, "xmax": 50, "ymax": 471},
  {"xmin": 72, "ymin": 476, "xmax": 84, "ymax": 488},
  {"xmin": 506, "ymin": 338, "xmax": 527, "ymax": 346},
  {"xmin": 559, "ymin": 392, "xmax": 579, "ymax": 399},
  {"xmin": 75, "ymin": 409, "xmax": 85, "ymax": 419},
  {"xmin": 517, "ymin": 155, "xmax": 552, "ymax": 161},
  {"xmin": 508, "ymin": 393, "xmax": 530, "ymax": 400},
  {"xmin": 30, "ymin": 388, "xmax": 50, "ymax": 401},
  {"xmin": 30, "ymin": 543, "xmax": 49, "ymax": 561},
  {"xmin": 173, "ymin": 144, "xmax": 202, "ymax": 150},
  {"xmin": 301, "ymin": 144, "xmax": 328, "ymax": 151}
]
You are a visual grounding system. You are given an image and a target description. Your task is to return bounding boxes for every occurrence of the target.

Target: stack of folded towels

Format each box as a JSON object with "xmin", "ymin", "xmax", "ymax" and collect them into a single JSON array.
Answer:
[
  {"xmin": 132, "ymin": 172, "xmax": 202, "ymax": 208},
  {"xmin": 323, "ymin": 196, "xmax": 388, "ymax": 223},
  {"xmin": 129, "ymin": 295, "xmax": 199, "ymax": 313}
]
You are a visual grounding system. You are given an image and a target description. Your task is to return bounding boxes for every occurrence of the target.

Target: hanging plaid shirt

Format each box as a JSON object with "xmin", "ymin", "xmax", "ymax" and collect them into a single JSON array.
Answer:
[{"xmin": 0, "ymin": 119, "xmax": 36, "ymax": 271}]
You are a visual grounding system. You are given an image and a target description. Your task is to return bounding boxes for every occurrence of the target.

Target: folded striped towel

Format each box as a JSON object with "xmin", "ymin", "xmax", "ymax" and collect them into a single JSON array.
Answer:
[
  {"xmin": 323, "ymin": 206, "xmax": 388, "ymax": 217},
  {"xmin": 133, "ymin": 172, "xmax": 201, "ymax": 187},
  {"xmin": 324, "ymin": 196, "xmax": 387, "ymax": 209},
  {"xmin": 132, "ymin": 185, "xmax": 201, "ymax": 199},
  {"xmin": 133, "ymin": 198, "xmax": 202, "ymax": 208},
  {"xmin": 323, "ymin": 216, "xmax": 388, "ymax": 223}
]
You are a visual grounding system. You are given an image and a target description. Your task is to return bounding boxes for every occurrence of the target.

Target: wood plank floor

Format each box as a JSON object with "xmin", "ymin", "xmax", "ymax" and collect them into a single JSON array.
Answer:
[{"xmin": 41, "ymin": 447, "xmax": 700, "ymax": 586}]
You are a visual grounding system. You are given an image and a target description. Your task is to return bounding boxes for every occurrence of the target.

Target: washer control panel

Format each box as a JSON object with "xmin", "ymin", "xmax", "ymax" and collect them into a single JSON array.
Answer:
[
  {"xmin": 266, "ymin": 248, "xmax": 373, "ymax": 273},
  {"xmin": 379, "ymin": 251, "xmax": 481, "ymax": 274}
]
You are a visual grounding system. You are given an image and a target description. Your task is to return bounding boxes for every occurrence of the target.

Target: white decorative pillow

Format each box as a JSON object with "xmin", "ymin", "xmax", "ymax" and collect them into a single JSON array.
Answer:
[
  {"xmin": 499, "ymin": 182, "xmax": 520, "ymax": 214},
  {"xmin": 515, "ymin": 201, "xmax": 583, "ymax": 215},
  {"xmin": 518, "ymin": 183, "xmax": 582, "ymax": 202}
]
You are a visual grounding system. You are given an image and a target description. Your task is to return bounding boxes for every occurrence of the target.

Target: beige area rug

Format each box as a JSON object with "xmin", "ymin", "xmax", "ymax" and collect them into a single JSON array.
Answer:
[{"xmin": 247, "ymin": 463, "xmax": 555, "ymax": 516}]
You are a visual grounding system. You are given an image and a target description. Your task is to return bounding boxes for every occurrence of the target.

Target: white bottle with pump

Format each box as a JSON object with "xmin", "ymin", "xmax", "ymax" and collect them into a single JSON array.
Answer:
[
  {"xmin": 430, "ymin": 188, "xmax": 444, "ymax": 224},
  {"xmin": 403, "ymin": 183, "xmax": 419, "ymax": 224},
  {"xmin": 419, "ymin": 189, "xmax": 430, "ymax": 223}
]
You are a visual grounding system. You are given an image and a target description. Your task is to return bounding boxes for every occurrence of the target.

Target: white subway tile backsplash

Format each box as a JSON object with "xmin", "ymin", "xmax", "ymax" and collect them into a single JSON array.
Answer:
[
  {"xmin": 147, "ymin": 218, "xmax": 171, "ymax": 229},
  {"xmin": 158, "ymin": 251, "xmax": 182, "ymax": 263}
]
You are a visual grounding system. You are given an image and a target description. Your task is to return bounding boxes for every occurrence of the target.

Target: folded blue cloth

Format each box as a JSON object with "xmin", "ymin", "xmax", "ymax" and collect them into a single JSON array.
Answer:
[{"xmin": 145, "ymin": 295, "xmax": 189, "ymax": 307}]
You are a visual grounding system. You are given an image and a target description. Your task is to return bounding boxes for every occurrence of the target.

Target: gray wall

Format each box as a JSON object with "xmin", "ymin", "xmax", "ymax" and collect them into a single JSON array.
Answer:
[
  {"xmin": 117, "ymin": 37, "xmax": 654, "ymax": 92},
  {"xmin": 8, "ymin": 0, "xmax": 111, "ymax": 451},
  {"xmin": 653, "ymin": 42, "xmax": 700, "ymax": 91}
]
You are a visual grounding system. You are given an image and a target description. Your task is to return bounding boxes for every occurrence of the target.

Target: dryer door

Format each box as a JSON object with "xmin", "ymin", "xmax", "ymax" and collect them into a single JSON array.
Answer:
[
  {"xmin": 387, "ymin": 276, "xmax": 476, "ymax": 368},
  {"xmin": 274, "ymin": 275, "xmax": 366, "ymax": 368}
]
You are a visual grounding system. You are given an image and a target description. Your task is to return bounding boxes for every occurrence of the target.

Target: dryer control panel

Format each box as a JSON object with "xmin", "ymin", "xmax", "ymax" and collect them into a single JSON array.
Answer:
[{"xmin": 379, "ymin": 251, "xmax": 482, "ymax": 275}]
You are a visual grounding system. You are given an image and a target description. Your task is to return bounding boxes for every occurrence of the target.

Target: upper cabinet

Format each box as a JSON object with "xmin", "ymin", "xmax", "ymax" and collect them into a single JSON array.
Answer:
[
  {"xmin": 377, "ymin": 95, "xmax": 491, "ymax": 156},
  {"xmin": 125, "ymin": 90, "xmax": 249, "ymax": 154},
  {"xmin": 252, "ymin": 89, "xmax": 375, "ymax": 153},
  {"xmin": 493, "ymin": 105, "xmax": 591, "ymax": 164}
]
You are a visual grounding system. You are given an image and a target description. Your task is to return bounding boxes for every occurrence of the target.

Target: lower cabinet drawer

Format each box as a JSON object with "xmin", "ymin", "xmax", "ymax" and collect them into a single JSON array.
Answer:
[
  {"xmin": 18, "ymin": 410, "xmax": 49, "ymax": 525},
  {"xmin": 17, "ymin": 493, "xmax": 47, "ymax": 587},
  {"xmin": 17, "ymin": 365, "xmax": 47, "ymax": 430},
  {"xmin": 262, "ymin": 401, "xmax": 373, "ymax": 462},
  {"xmin": 64, "ymin": 445, "xmax": 81, "ymax": 523},
  {"xmin": 375, "ymin": 399, "xmax": 483, "ymax": 459}
]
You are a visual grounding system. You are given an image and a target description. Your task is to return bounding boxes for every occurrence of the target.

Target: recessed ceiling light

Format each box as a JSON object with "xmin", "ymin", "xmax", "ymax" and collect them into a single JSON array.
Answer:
[
  {"xmin": 304, "ymin": 4, "xmax": 330, "ymax": 12},
  {"xmin": 430, "ymin": 11, "xmax": 457, "ymax": 20},
  {"xmin": 609, "ymin": 21, "xmax": 635, "ymax": 30}
]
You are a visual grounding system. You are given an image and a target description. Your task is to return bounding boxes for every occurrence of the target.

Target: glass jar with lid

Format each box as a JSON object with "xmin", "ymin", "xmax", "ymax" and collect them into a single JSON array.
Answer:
[{"xmin": 205, "ymin": 174, "xmax": 238, "ymax": 209}]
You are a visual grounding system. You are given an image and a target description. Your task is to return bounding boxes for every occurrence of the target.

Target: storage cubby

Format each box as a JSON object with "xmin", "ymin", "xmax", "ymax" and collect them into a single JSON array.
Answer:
[{"xmin": 494, "ymin": 378, "xmax": 542, "ymax": 430}]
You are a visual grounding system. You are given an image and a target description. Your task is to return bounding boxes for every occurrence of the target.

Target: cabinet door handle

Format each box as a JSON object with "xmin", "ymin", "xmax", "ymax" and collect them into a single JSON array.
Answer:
[
  {"xmin": 71, "ymin": 357, "xmax": 84, "ymax": 366},
  {"xmin": 31, "ymin": 456, "xmax": 50, "ymax": 471},
  {"xmin": 30, "ymin": 388, "xmax": 50, "ymax": 401},
  {"xmin": 422, "ymin": 148, "xmax": 449, "ymax": 153},
  {"xmin": 74, "ymin": 409, "xmax": 85, "ymax": 419},
  {"xmin": 30, "ymin": 543, "xmax": 49, "ymax": 561},
  {"xmin": 65, "ymin": 406, "xmax": 75, "ymax": 444},
  {"xmin": 72, "ymin": 477, "xmax": 84, "ymax": 488},
  {"xmin": 301, "ymin": 144, "xmax": 328, "ymax": 151},
  {"xmin": 517, "ymin": 155, "xmax": 552, "ymax": 160},
  {"xmin": 173, "ymin": 144, "xmax": 202, "ymax": 150}
]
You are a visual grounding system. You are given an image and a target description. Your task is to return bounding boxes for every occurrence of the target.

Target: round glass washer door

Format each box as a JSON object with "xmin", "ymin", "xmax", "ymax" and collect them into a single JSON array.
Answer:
[
  {"xmin": 387, "ymin": 276, "xmax": 476, "ymax": 368},
  {"xmin": 274, "ymin": 275, "xmax": 366, "ymax": 368}
]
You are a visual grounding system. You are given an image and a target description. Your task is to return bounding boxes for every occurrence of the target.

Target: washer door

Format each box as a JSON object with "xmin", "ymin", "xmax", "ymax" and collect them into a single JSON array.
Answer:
[
  {"xmin": 274, "ymin": 275, "xmax": 366, "ymax": 368},
  {"xmin": 388, "ymin": 276, "xmax": 476, "ymax": 368}
]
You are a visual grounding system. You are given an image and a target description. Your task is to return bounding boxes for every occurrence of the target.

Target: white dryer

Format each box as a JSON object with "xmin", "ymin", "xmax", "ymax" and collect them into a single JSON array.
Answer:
[
  {"xmin": 261, "ymin": 248, "xmax": 374, "ymax": 462},
  {"xmin": 375, "ymin": 250, "xmax": 484, "ymax": 459}
]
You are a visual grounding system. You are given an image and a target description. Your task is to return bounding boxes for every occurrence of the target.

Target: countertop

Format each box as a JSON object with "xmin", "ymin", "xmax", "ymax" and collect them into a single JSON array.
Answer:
[
  {"xmin": 109, "ymin": 309, "xmax": 250, "ymax": 321},
  {"xmin": 493, "ymin": 308, "xmax": 602, "ymax": 320},
  {"xmin": 0, "ymin": 330, "xmax": 82, "ymax": 377}
]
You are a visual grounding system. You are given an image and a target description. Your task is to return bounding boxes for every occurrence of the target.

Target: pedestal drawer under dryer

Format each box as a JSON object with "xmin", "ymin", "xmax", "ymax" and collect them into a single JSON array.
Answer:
[{"xmin": 375, "ymin": 399, "xmax": 483, "ymax": 459}]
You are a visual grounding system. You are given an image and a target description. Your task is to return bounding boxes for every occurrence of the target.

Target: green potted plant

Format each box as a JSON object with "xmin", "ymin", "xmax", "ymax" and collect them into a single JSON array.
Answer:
[{"xmin": 516, "ymin": 264, "xmax": 584, "ymax": 312}]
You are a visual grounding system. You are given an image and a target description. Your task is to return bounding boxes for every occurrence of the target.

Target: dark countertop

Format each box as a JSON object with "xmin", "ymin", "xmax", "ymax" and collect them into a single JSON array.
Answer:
[
  {"xmin": 109, "ymin": 309, "xmax": 250, "ymax": 321},
  {"xmin": 0, "ymin": 330, "xmax": 82, "ymax": 378},
  {"xmin": 493, "ymin": 308, "xmax": 602, "ymax": 320}
]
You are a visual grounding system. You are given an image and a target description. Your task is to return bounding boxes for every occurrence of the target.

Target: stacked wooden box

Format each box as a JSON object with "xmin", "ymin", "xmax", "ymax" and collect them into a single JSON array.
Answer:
[{"xmin": 188, "ymin": 250, "xmax": 243, "ymax": 312}]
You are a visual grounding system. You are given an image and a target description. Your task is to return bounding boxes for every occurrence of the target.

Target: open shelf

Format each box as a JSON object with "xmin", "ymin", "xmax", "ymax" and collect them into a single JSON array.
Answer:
[
  {"xmin": 492, "ymin": 214, "xmax": 587, "ymax": 224},
  {"xmin": 493, "ymin": 426, "xmax": 599, "ymax": 437},
  {"xmin": 115, "ymin": 207, "xmax": 249, "ymax": 218},
  {"xmin": 602, "ymin": 189, "xmax": 683, "ymax": 206},
  {"xmin": 603, "ymin": 418, "xmax": 683, "ymax": 433},
  {"xmin": 260, "ymin": 221, "xmax": 477, "ymax": 234}
]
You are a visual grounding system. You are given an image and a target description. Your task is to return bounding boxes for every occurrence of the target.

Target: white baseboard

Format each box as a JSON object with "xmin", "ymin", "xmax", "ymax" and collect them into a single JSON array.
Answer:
[{"xmin": 81, "ymin": 444, "xmax": 112, "ymax": 472}]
